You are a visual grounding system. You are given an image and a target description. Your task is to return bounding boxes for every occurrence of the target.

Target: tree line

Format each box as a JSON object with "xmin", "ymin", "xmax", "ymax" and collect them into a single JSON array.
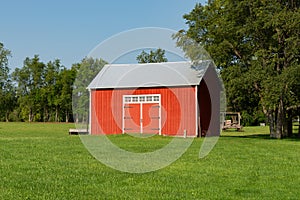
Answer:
[
  {"xmin": 0, "ymin": 45, "xmax": 165, "ymax": 124},
  {"xmin": 0, "ymin": 44, "xmax": 106, "ymax": 122}
]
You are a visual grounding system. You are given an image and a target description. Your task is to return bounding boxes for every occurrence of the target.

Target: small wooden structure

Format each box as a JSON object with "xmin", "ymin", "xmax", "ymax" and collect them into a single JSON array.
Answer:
[
  {"xmin": 222, "ymin": 112, "xmax": 243, "ymax": 131},
  {"xmin": 69, "ymin": 129, "xmax": 89, "ymax": 135}
]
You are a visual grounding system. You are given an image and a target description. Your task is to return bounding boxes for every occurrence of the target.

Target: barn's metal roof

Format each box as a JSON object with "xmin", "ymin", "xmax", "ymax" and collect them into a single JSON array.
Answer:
[{"xmin": 87, "ymin": 61, "xmax": 213, "ymax": 89}]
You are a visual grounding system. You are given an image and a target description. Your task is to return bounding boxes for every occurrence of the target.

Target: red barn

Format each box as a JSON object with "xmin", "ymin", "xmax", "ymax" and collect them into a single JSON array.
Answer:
[{"xmin": 87, "ymin": 61, "xmax": 220, "ymax": 137}]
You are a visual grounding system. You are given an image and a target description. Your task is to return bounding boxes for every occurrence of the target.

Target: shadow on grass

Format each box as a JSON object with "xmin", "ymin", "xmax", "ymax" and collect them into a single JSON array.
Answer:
[
  {"xmin": 221, "ymin": 134, "xmax": 270, "ymax": 140},
  {"xmin": 221, "ymin": 133, "xmax": 300, "ymax": 141}
]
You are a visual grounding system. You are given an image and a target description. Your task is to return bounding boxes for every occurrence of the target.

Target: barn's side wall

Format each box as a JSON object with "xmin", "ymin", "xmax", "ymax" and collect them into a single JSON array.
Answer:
[
  {"xmin": 202, "ymin": 65, "xmax": 221, "ymax": 136},
  {"xmin": 199, "ymin": 80, "xmax": 211, "ymax": 136},
  {"xmin": 90, "ymin": 86, "xmax": 196, "ymax": 136}
]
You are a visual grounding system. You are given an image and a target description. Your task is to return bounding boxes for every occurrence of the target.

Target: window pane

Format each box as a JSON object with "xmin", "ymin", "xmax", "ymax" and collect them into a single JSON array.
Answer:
[
  {"xmin": 139, "ymin": 96, "xmax": 145, "ymax": 102},
  {"xmin": 125, "ymin": 97, "xmax": 131, "ymax": 102},
  {"xmin": 146, "ymin": 96, "xmax": 152, "ymax": 101},
  {"xmin": 132, "ymin": 97, "xmax": 138, "ymax": 102}
]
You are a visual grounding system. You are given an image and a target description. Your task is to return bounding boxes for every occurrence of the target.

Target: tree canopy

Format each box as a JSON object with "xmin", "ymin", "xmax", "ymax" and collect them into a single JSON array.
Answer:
[
  {"xmin": 12, "ymin": 55, "xmax": 76, "ymax": 122},
  {"xmin": 136, "ymin": 48, "xmax": 168, "ymax": 63},
  {"xmin": 0, "ymin": 43, "xmax": 16, "ymax": 122},
  {"xmin": 72, "ymin": 57, "xmax": 107, "ymax": 124},
  {"xmin": 175, "ymin": 0, "xmax": 300, "ymax": 138},
  {"xmin": 0, "ymin": 41, "xmax": 108, "ymax": 123}
]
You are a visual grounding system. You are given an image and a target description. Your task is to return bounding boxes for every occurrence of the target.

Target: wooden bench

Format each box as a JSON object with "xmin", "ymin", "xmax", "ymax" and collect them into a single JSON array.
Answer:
[
  {"xmin": 222, "ymin": 112, "xmax": 243, "ymax": 131},
  {"xmin": 69, "ymin": 129, "xmax": 89, "ymax": 135}
]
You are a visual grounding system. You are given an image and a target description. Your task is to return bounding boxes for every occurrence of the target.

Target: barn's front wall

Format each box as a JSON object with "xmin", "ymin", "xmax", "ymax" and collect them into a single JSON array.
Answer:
[{"xmin": 90, "ymin": 86, "xmax": 197, "ymax": 137}]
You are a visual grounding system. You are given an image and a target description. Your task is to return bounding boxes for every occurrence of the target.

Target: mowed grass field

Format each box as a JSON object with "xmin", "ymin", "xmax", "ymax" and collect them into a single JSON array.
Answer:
[{"xmin": 0, "ymin": 123, "xmax": 300, "ymax": 199}]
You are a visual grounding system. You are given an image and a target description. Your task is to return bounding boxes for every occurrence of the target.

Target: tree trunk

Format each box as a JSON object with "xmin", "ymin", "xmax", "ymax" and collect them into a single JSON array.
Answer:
[
  {"xmin": 298, "ymin": 119, "xmax": 300, "ymax": 138},
  {"xmin": 268, "ymin": 111, "xmax": 276, "ymax": 138},
  {"xmin": 29, "ymin": 108, "xmax": 33, "ymax": 122},
  {"xmin": 286, "ymin": 110, "xmax": 293, "ymax": 137},
  {"xmin": 298, "ymin": 110, "xmax": 300, "ymax": 138},
  {"xmin": 44, "ymin": 107, "xmax": 48, "ymax": 122},
  {"xmin": 75, "ymin": 113, "xmax": 78, "ymax": 123},
  {"xmin": 5, "ymin": 111, "xmax": 9, "ymax": 122},
  {"xmin": 47, "ymin": 108, "xmax": 50, "ymax": 122},
  {"xmin": 283, "ymin": 118, "xmax": 288, "ymax": 137},
  {"xmin": 282, "ymin": 101, "xmax": 287, "ymax": 137},
  {"xmin": 65, "ymin": 110, "xmax": 69, "ymax": 123},
  {"xmin": 55, "ymin": 107, "xmax": 59, "ymax": 122},
  {"xmin": 275, "ymin": 100, "xmax": 284, "ymax": 139}
]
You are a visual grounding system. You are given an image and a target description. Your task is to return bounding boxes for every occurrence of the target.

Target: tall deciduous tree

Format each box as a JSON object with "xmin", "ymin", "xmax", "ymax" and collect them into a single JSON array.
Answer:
[
  {"xmin": 13, "ymin": 55, "xmax": 46, "ymax": 121},
  {"xmin": 175, "ymin": 0, "xmax": 300, "ymax": 138},
  {"xmin": 136, "ymin": 48, "xmax": 168, "ymax": 63},
  {"xmin": 58, "ymin": 67, "xmax": 77, "ymax": 122},
  {"xmin": 42, "ymin": 59, "xmax": 65, "ymax": 122},
  {"xmin": 0, "ymin": 43, "xmax": 16, "ymax": 121},
  {"xmin": 0, "ymin": 43, "xmax": 10, "ymax": 79},
  {"xmin": 72, "ymin": 57, "xmax": 107, "ymax": 124}
]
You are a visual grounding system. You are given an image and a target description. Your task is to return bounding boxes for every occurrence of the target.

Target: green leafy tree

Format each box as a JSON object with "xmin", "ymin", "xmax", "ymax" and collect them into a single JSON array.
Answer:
[
  {"xmin": 13, "ymin": 55, "xmax": 46, "ymax": 121},
  {"xmin": 0, "ymin": 43, "xmax": 16, "ymax": 121},
  {"xmin": 12, "ymin": 55, "xmax": 92, "ymax": 123},
  {"xmin": 58, "ymin": 67, "xmax": 77, "ymax": 122},
  {"xmin": 175, "ymin": 0, "xmax": 300, "ymax": 138},
  {"xmin": 13, "ymin": 56, "xmax": 69, "ymax": 122},
  {"xmin": 42, "ymin": 59, "xmax": 65, "ymax": 122},
  {"xmin": 0, "ymin": 43, "xmax": 10, "ymax": 80},
  {"xmin": 72, "ymin": 57, "xmax": 107, "ymax": 125},
  {"xmin": 136, "ymin": 48, "xmax": 168, "ymax": 63}
]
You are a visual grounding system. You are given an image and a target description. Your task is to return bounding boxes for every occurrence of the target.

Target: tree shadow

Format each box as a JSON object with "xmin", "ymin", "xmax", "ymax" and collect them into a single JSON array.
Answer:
[
  {"xmin": 221, "ymin": 134, "xmax": 271, "ymax": 140},
  {"xmin": 221, "ymin": 133, "xmax": 300, "ymax": 141},
  {"xmin": 221, "ymin": 125, "xmax": 300, "ymax": 141}
]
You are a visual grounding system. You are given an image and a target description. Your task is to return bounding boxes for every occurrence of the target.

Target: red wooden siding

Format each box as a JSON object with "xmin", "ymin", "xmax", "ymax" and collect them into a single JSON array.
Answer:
[
  {"xmin": 142, "ymin": 103, "xmax": 160, "ymax": 134},
  {"xmin": 90, "ymin": 86, "xmax": 196, "ymax": 136},
  {"xmin": 124, "ymin": 103, "xmax": 160, "ymax": 134},
  {"xmin": 124, "ymin": 103, "xmax": 140, "ymax": 133}
]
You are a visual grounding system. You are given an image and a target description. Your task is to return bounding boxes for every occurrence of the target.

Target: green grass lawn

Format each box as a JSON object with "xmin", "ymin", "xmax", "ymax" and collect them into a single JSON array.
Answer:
[{"xmin": 0, "ymin": 123, "xmax": 300, "ymax": 199}]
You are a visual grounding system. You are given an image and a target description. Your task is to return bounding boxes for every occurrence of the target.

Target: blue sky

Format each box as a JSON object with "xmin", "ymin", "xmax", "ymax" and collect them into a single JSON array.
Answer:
[{"xmin": 1, "ymin": 0, "xmax": 206, "ymax": 69}]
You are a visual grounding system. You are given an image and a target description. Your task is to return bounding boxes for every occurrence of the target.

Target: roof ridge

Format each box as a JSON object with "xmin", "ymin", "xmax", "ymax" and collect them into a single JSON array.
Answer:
[{"xmin": 105, "ymin": 61, "xmax": 192, "ymax": 67}]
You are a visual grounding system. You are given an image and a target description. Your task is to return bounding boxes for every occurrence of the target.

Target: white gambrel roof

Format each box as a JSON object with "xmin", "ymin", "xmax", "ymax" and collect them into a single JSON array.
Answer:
[{"xmin": 87, "ymin": 61, "xmax": 213, "ymax": 89}]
